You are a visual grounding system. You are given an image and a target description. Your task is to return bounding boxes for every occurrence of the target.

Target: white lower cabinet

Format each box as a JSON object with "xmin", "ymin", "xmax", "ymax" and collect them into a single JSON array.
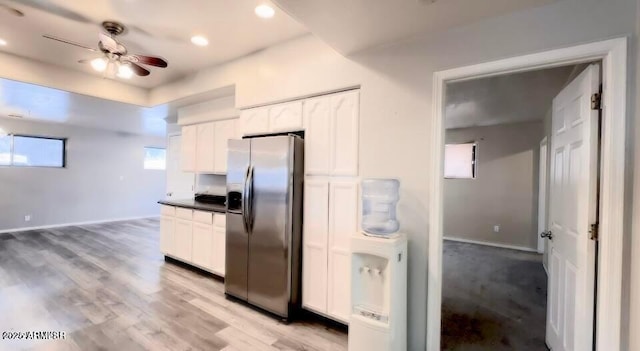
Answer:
[
  {"xmin": 212, "ymin": 224, "xmax": 226, "ymax": 276},
  {"xmin": 160, "ymin": 207, "xmax": 226, "ymax": 277},
  {"xmin": 174, "ymin": 218, "xmax": 194, "ymax": 262},
  {"xmin": 302, "ymin": 176, "xmax": 359, "ymax": 324},
  {"xmin": 160, "ymin": 215, "xmax": 175, "ymax": 256},
  {"xmin": 192, "ymin": 222, "xmax": 213, "ymax": 268},
  {"xmin": 303, "ymin": 177, "xmax": 330, "ymax": 314}
]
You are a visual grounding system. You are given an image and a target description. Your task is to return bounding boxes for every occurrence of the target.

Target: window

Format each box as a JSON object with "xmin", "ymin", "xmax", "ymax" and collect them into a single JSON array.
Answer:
[
  {"xmin": 444, "ymin": 143, "xmax": 476, "ymax": 179},
  {"xmin": 0, "ymin": 134, "xmax": 65, "ymax": 168},
  {"xmin": 144, "ymin": 147, "xmax": 166, "ymax": 170}
]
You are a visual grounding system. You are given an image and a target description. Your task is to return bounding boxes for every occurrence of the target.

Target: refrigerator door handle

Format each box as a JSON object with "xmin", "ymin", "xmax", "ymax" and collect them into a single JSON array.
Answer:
[
  {"xmin": 247, "ymin": 165, "xmax": 255, "ymax": 233},
  {"xmin": 242, "ymin": 165, "xmax": 251, "ymax": 234}
]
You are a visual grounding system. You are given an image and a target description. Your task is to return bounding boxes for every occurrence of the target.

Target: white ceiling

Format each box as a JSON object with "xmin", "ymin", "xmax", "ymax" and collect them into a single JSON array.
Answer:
[
  {"xmin": 445, "ymin": 64, "xmax": 583, "ymax": 129},
  {"xmin": 0, "ymin": 0, "xmax": 307, "ymax": 88},
  {"xmin": 0, "ymin": 78, "xmax": 234, "ymax": 136},
  {"xmin": 272, "ymin": 0, "xmax": 557, "ymax": 54}
]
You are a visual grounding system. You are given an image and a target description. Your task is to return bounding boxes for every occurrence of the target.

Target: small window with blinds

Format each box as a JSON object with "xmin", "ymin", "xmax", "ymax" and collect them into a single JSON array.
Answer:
[{"xmin": 444, "ymin": 143, "xmax": 476, "ymax": 179}]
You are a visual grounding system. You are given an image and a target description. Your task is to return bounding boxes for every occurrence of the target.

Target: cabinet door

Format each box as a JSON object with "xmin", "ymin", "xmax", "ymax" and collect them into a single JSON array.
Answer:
[
  {"xmin": 181, "ymin": 125, "xmax": 198, "ymax": 172},
  {"xmin": 240, "ymin": 107, "xmax": 269, "ymax": 136},
  {"xmin": 269, "ymin": 101, "xmax": 303, "ymax": 132},
  {"xmin": 196, "ymin": 122, "xmax": 216, "ymax": 173},
  {"xmin": 214, "ymin": 119, "xmax": 238, "ymax": 174},
  {"xmin": 160, "ymin": 215, "xmax": 175, "ymax": 256},
  {"xmin": 331, "ymin": 91, "xmax": 359, "ymax": 176},
  {"xmin": 174, "ymin": 219, "xmax": 194, "ymax": 262},
  {"xmin": 303, "ymin": 96, "xmax": 332, "ymax": 175},
  {"xmin": 302, "ymin": 177, "xmax": 330, "ymax": 314},
  {"xmin": 327, "ymin": 178, "xmax": 359, "ymax": 323},
  {"xmin": 212, "ymin": 225, "xmax": 226, "ymax": 276},
  {"xmin": 192, "ymin": 222, "xmax": 213, "ymax": 268}
]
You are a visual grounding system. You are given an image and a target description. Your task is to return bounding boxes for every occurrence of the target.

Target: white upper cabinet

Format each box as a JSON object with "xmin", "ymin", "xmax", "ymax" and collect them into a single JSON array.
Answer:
[
  {"xmin": 214, "ymin": 119, "xmax": 237, "ymax": 174},
  {"xmin": 240, "ymin": 106, "xmax": 269, "ymax": 136},
  {"xmin": 269, "ymin": 101, "xmax": 303, "ymax": 132},
  {"xmin": 303, "ymin": 95, "xmax": 332, "ymax": 175},
  {"xmin": 196, "ymin": 122, "xmax": 216, "ymax": 173},
  {"xmin": 303, "ymin": 90, "xmax": 360, "ymax": 176},
  {"xmin": 181, "ymin": 118, "xmax": 238, "ymax": 174},
  {"xmin": 181, "ymin": 125, "xmax": 198, "ymax": 172},
  {"xmin": 331, "ymin": 90, "xmax": 359, "ymax": 176}
]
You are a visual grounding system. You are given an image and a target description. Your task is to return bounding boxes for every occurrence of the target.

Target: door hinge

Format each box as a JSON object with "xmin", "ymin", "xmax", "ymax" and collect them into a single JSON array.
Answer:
[
  {"xmin": 589, "ymin": 222, "xmax": 599, "ymax": 241},
  {"xmin": 591, "ymin": 93, "xmax": 602, "ymax": 110}
]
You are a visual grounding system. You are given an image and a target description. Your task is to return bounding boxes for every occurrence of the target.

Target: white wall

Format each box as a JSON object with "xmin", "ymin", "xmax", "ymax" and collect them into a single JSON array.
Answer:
[
  {"xmin": 148, "ymin": 1, "xmax": 638, "ymax": 349},
  {"xmin": 443, "ymin": 122, "xmax": 544, "ymax": 250},
  {"xmin": 0, "ymin": 118, "xmax": 166, "ymax": 231}
]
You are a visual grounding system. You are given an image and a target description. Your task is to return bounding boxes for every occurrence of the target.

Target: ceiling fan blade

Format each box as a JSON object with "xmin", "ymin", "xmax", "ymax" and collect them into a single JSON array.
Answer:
[
  {"xmin": 129, "ymin": 62, "xmax": 150, "ymax": 76},
  {"xmin": 99, "ymin": 32, "xmax": 118, "ymax": 52},
  {"xmin": 0, "ymin": 4, "xmax": 25, "ymax": 17},
  {"xmin": 10, "ymin": 0, "xmax": 93, "ymax": 23},
  {"xmin": 43, "ymin": 35, "xmax": 97, "ymax": 52},
  {"xmin": 128, "ymin": 55, "xmax": 168, "ymax": 68}
]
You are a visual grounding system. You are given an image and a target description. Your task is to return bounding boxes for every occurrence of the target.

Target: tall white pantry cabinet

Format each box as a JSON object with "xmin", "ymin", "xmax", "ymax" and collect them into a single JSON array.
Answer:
[{"xmin": 236, "ymin": 89, "xmax": 360, "ymax": 324}]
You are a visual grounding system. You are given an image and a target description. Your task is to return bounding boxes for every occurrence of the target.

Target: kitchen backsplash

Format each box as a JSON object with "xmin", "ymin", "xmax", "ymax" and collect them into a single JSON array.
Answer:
[{"xmin": 196, "ymin": 174, "xmax": 226, "ymax": 195}]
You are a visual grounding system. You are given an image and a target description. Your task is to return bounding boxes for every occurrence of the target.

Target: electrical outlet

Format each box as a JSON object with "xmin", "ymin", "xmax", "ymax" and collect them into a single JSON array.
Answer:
[
  {"xmin": 494, "ymin": 225, "xmax": 500, "ymax": 233},
  {"xmin": 24, "ymin": 215, "xmax": 31, "ymax": 222}
]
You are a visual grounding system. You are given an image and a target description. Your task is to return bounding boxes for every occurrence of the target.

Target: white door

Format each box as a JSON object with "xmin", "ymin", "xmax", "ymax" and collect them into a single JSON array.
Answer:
[
  {"xmin": 327, "ymin": 178, "xmax": 359, "ymax": 323},
  {"xmin": 538, "ymin": 138, "xmax": 548, "ymax": 256},
  {"xmin": 302, "ymin": 177, "xmax": 330, "ymax": 314},
  {"xmin": 546, "ymin": 64, "xmax": 600, "ymax": 351},
  {"xmin": 166, "ymin": 135, "xmax": 195, "ymax": 199}
]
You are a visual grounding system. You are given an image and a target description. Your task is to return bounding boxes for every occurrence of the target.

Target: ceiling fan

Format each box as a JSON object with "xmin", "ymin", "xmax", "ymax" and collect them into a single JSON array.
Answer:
[{"xmin": 43, "ymin": 21, "xmax": 168, "ymax": 79}]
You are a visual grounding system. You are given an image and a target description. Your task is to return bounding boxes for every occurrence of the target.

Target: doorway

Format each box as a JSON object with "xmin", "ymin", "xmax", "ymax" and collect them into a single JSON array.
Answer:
[{"xmin": 427, "ymin": 38, "xmax": 628, "ymax": 351}]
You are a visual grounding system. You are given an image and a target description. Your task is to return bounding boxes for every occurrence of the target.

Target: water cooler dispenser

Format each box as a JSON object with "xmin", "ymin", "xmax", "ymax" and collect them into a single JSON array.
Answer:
[{"xmin": 349, "ymin": 233, "xmax": 407, "ymax": 351}]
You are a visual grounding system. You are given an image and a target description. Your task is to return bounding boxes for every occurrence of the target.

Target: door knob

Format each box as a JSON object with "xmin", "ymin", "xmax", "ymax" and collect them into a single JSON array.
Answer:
[{"xmin": 540, "ymin": 230, "xmax": 553, "ymax": 240}]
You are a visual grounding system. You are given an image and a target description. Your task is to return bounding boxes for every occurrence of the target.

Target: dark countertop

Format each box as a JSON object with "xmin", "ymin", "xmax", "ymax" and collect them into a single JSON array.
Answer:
[{"xmin": 158, "ymin": 199, "xmax": 226, "ymax": 213}]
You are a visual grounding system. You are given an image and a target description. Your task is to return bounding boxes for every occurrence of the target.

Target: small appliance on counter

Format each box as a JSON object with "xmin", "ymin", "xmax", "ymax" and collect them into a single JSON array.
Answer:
[
  {"xmin": 349, "ymin": 233, "xmax": 407, "ymax": 351},
  {"xmin": 194, "ymin": 193, "xmax": 226, "ymax": 206},
  {"xmin": 361, "ymin": 179, "xmax": 400, "ymax": 237}
]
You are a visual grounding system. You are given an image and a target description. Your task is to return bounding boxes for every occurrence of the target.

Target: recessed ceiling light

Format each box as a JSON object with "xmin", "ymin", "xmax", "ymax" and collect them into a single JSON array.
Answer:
[
  {"xmin": 0, "ymin": 38, "xmax": 7, "ymax": 46},
  {"xmin": 190, "ymin": 35, "xmax": 209, "ymax": 47},
  {"xmin": 255, "ymin": 4, "xmax": 275, "ymax": 19}
]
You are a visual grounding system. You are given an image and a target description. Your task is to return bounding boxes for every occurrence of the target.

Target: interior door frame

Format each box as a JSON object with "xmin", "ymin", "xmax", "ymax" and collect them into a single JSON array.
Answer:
[
  {"xmin": 427, "ymin": 37, "xmax": 627, "ymax": 351},
  {"xmin": 538, "ymin": 136, "xmax": 548, "ymax": 255}
]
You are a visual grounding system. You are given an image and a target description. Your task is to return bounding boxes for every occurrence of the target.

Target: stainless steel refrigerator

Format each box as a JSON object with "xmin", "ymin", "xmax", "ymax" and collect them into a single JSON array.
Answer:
[{"xmin": 225, "ymin": 134, "xmax": 303, "ymax": 319}]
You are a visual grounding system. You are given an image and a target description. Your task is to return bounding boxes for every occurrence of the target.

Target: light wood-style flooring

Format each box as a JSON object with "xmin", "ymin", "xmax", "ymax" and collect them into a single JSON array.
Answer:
[{"xmin": 0, "ymin": 218, "xmax": 347, "ymax": 351}]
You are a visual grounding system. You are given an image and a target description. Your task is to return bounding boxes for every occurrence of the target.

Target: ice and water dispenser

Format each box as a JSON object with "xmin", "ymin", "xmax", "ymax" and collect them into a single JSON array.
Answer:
[{"xmin": 349, "ymin": 179, "xmax": 407, "ymax": 351}]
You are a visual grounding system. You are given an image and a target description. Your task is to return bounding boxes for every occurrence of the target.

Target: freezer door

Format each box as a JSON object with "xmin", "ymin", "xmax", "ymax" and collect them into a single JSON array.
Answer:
[
  {"xmin": 225, "ymin": 139, "xmax": 251, "ymax": 301},
  {"xmin": 247, "ymin": 136, "xmax": 297, "ymax": 317}
]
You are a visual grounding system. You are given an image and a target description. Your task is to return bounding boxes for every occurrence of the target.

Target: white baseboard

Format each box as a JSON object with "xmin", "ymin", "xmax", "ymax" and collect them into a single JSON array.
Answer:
[
  {"xmin": 444, "ymin": 236, "xmax": 539, "ymax": 253},
  {"xmin": 0, "ymin": 215, "xmax": 160, "ymax": 234}
]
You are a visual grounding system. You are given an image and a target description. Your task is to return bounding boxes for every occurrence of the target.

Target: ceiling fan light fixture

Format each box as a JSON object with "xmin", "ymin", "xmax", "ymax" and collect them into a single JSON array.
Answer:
[
  {"xmin": 190, "ymin": 35, "xmax": 209, "ymax": 47},
  {"xmin": 90, "ymin": 57, "xmax": 107, "ymax": 72},
  {"xmin": 117, "ymin": 62, "xmax": 134, "ymax": 79},
  {"xmin": 255, "ymin": 4, "xmax": 275, "ymax": 19}
]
